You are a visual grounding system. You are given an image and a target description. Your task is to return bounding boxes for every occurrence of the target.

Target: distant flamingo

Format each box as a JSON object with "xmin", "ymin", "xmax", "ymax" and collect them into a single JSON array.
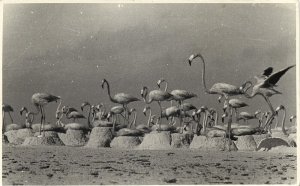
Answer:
[
  {"xmin": 141, "ymin": 86, "xmax": 173, "ymax": 131},
  {"xmin": 2, "ymin": 104, "xmax": 14, "ymax": 133},
  {"xmin": 31, "ymin": 93, "xmax": 61, "ymax": 136},
  {"xmin": 243, "ymin": 65, "xmax": 295, "ymax": 131},
  {"xmin": 290, "ymin": 115, "xmax": 296, "ymax": 123},
  {"xmin": 223, "ymin": 99, "xmax": 249, "ymax": 122},
  {"xmin": 20, "ymin": 107, "xmax": 35, "ymax": 128},
  {"xmin": 102, "ymin": 79, "xmax": 140, "ymax": 124},
  {"xmin": 237, "ymin": 111, "xmax": 261, "ymax": 124}
]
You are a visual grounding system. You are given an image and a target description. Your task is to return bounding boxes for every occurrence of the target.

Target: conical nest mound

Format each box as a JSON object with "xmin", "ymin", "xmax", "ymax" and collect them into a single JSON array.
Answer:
[
  {"xmin": 34, "ymin": 131, "xmax": 64, "ymax": 145},
  {"xmin": 110, "ymin": 136, "xmax": 142, "ymax": 149},
  {"xmin": 85, "ymin": 127, "xmax": 114, "ymax": 148},
  {"xmin": 4, "ymin": 128, "xmax": 34, "ymax": 145},
  {"xmin": 58, "ymin": 129, "xmax": 87, "ymax": 146},
  {"xmin": 235, "ymin": 135, "xmax": 257, "ymax": 151},
  {"xmin": 256, "ymin": 137, "xmax": 290, "ymax": 151},
  {"xmin": 137, "ymin": 131, "xmax": 172, "ymax": 150},
  {"xmin": 5, "ymin": 124, "xmax": 24, "ymax": 132},
  {"xmin": 22, "ymin": 136, "xmax": 63, "ymax": 146},
  {"xmin": 190, "ymin": 136, "xmax": 238, "ymax": 151},
  {"xmin": 171, "ymin": 133, "xmax": 193, "ymax": 148}
]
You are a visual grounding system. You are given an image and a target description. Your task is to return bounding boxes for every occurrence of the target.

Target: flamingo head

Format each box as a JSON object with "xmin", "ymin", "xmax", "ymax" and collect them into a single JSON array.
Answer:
[
  {"xmin": 289, "ymin": 115, "xmax": 296, "ymax": 122},
  {"xmin": 20, "ymin": 107, "xmax": 28, "ymax": 115},
  {"xmin": 101, "ymin": 79, "xmax": 107, "ymax": 89},
  {"xmin": 275, "ymin": 105, "xmax": 285, "ymax": 114},
  {"xmin": 157, "ymin": 78, "xmax": 165, "ymax": 88},
  {"xmin": 143, "ymin": 106, "xmax": 150, "ymax": 116},
  {"xmin": 240, "ymin": 81, "xmax": 253, "ymax": 93},
  {"xmin": 218, "ymin": 96, "xmax": 223, "ymax": 103},
  {"xmin": 81, "ymin": 101, "xmax": 90, "ymax": 111},
  {"xmin": 188, "ymin": 53, "xmax": 204, "ymax": 66},
  {"xmin": 254, "ymin": 110, "xmax": 261, "ymax": 117},
  {"xmin": 141, "ymin": 86, "xmax": 148, "ymax": 99}
]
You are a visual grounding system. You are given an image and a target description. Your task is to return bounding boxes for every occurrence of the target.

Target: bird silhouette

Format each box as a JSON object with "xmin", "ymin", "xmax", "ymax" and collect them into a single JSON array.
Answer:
[
  {"xmin": 31, "ymin": 93, "xmax": 61, "ymax": 137},
  {"xmin": 102, "ymin": 79, "xmax": 140, "ymax": 124},
  {"xmin": 244, "ymin": 65, "xmax": 295, "ymax": 132}
]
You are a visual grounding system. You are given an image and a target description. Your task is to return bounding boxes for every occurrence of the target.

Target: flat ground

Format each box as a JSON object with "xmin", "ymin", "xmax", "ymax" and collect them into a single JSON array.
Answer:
[{"xmin": 2, "ymin": 145, "xmax": 297, "ymax": 185}]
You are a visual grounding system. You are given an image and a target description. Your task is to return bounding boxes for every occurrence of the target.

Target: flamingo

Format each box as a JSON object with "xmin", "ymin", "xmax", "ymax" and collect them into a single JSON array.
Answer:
[
  {"xmin": 63, "ymin": 108, "xmax": 86, "ymax": 123},
  {"xmin": 109, "ymin": 105, "xmax": 128, "ymax": 125},
  {"xmin": 20, "ymin": 107, "xmax": 35, "ymax": 128},
  {"xmin": 188, "ymin": 53, "xmax": 252, "ymax": 149},
  {"xmin": 223, "ymin": 99, "xmax": 249, "ymax": 122},
  {"xmin": 237, "ymin": 111, "xmax": 261, "ymax": 124},
  {"xmin": 101, "ymin": 79, "xmax": 140, "ymax": 124},
  {"xmin": 273, "ymin": 105, "xmax": 287, "ymax": 135},
  {"xmin": 243, "ymin": 65, "xmax": 295, "ymax": 132},
  {"xmin": 31, "ymin": 93, "xmax": 61, "ymax": 136},
  {"xmin": 141, "ymin": 86, "xmax": 173, "ymax": 131},
  {"xmin": 2, "ymin": 104, "xmax": 14, "ymax": 133}
]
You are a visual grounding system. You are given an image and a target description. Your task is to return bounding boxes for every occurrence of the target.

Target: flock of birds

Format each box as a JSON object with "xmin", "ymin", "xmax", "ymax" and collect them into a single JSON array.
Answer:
[{"xmin": 2, "ymin": 53, "xmax": 297, "ymax": 146}]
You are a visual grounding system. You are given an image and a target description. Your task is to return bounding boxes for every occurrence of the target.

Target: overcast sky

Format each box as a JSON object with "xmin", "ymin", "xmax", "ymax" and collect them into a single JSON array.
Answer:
[{"xmin": 3, "ymin": 3, "xmax": 296, "ymax": 127}]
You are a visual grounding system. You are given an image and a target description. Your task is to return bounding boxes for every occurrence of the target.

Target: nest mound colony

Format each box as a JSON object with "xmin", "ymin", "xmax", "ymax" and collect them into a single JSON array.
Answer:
[
  {"xmin": 235, "ymin": 135, "xmax": 257, "ymax": 151},
  {"xmin": 4, "ymin": 128, "xmax": 34, "ymax": 145},
  {"xmin": 138, "ymin": 131, "xmax": 172, "ymax": 150},
  {"xmin": 58, "ymin": 129, "xmax": 87, "ymax": 147},
  {"xmin": 85, "ymin": 127, "xmax": 114, "ymax": 148},
  {"xmin": 110, "ymin": 136, "xmax": 142, "ymax": 149},
  {"xmin": 171, "ymin": 133, "xmax": 193, "ymax": 148},
  {"xmin": 256, "ymin": 137, "xmax": 290, "ymax": 151},
  {"xmin": 190, "ymin": 136, "xmax": 238, "ymax": 151},
  {"xmin": 22, "ymin": 136, "xmax": 63, "ymax": 146}
]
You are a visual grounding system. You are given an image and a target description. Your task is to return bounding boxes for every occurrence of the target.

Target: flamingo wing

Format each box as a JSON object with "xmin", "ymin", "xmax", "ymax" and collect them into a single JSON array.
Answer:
[{"xmin": 263, "ymin": 65, "xmax": 295, "ymax": 87}]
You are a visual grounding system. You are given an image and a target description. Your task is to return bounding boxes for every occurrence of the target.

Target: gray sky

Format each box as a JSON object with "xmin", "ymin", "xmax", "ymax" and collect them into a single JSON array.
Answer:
[{"xmin": 3, "ymin": 3, "xmax": 296, "ymax": 127}]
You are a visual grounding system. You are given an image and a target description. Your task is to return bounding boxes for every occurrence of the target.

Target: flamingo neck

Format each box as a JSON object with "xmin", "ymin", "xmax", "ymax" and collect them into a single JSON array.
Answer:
[
  {"xmin": 163, "ymin": 81, "xmax": 168, "ymax": 92},
  {"xmin": 56, "ymin": 99, "xmax": 62, "ymax": 114},
  {"xmin": 214, "ymin": 112, "xmax": 218, "ymax": 126},
  {"xmin": 103, "ymin": 80, "xmax": 116, "ymax": 103},
  {"xmin": 196, "ymin": 55, "xmax": 211, "ymax": 94},
  {"xmin": 142, "ymin": 87, "xmax": 152, "ymax": 104}
]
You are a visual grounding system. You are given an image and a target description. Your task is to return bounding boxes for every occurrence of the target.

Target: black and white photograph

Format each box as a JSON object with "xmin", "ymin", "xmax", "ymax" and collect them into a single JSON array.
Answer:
[{"xmin": 1, "ymin": 1, "xmax": 298, "ymax": 185}]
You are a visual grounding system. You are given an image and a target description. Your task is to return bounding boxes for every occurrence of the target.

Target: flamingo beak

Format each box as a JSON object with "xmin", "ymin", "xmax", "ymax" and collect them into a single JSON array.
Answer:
[
  {"xmin": 81, "ymin": 107, "xmax": 84, "ymax": 111},
  {"xmin": 188, "ymin": 60, "xmax": 192, "ymax": 66},
  {"xmin": 221, "ymin": 117, "xmax": 225, "ymax": 123}
]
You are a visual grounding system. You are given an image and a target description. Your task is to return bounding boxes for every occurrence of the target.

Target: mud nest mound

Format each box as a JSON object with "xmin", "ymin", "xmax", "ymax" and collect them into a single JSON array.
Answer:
[
  {"xmin": 4, "ymin": 128, "xmax": 34, "ymax": 145},
  {"xmin": 171, "ymin": 133, "xmax": 193, "ymax": 148},
  {"xmin": 85, "ymin": 127, "xmax": 114, "ymax": 148},
  {"xmin": 110, "ymin": 136, "xmax": 142, "ymax": 149},
  {"xmin": 58, "ymin": 129, "xmax": 87, "ymax": 146},
  {"xmin": 137, "ymin": 131, "xmax": 172, "ymax": 150},
  {"xmin": 190, "ymin": 136, "xmax": 238, "ymax": 151},
  {"xmin": 151, "ymin": 124, "xmax": 176, "ymax": 132},
  {"xmin": 5, "ymin": 124, "xmax": 24, "ymax": 132},
  {"xmin": 22, "ymin": 136, "xmax": 63, "ymax": 146},
  {"xmin": 235, "ymin": 135, "xmax": 257, "ymax": 151},
  {"xmin": 256, "ymin": 137, "xmax": 290, "ymax": 151},
  {"xmin": 31, "ymin": 123, "xmax": 65, "ymax": 133},
  {"xmin": 116, "ymin": 128, "xmax": 144, "ymax": 137},
  {"xmin": 34, "ymin": 131, "xmax": 64, "ymax": 145}
]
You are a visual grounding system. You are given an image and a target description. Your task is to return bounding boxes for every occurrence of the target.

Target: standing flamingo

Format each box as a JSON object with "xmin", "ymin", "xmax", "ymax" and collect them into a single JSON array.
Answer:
[
  {"xmin": 243, "ymin": 65, "xmax": 295, "ymax": 132},
  {"xmin": 31, "ymin": 93, "xmax": 61, "ymax": 136},
  {"xmin": 141, "ymin": 86, "xmax": 173, "ymax": 131},
  {"xmin": 273, "ymin": 105, "xmax": 288, "ymax": 135},
  {"xmin": 101, "ymin": 79, "xmax": 140, "ymax": 124},
  {"xmin": 188, "ymin": 53, "xmax": 253, "ymax": 149},
  {"xmin": 2, "ymin": 104, "xmax": 14, "ymax": 133}
]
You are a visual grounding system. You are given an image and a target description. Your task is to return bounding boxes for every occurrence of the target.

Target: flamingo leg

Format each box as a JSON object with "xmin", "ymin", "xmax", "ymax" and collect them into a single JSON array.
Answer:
[
  {"xmin": 235, "ymin": 108, "xmax": 238, "ymax": 123},
  {"xmin": 227, "ymin": 105, "xmax": 233, "ymax": 151},
  {"xmin": 8, "ymin": 112, "xmax": 13, "ymax": 124},
  {"xmin": 41, "ymin": 106, "xmax": 46, "ymax": 136},
  {"xmin": 39, "ymin": 106, "xmax": 43, "ymax": 136},
  {"xmin": 2, "ymin": 111, "xmax": 5, "ymax": 134},
  {"xmin": 157, "ymin": 101, "xmax": 162, "ymax": 132}
]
